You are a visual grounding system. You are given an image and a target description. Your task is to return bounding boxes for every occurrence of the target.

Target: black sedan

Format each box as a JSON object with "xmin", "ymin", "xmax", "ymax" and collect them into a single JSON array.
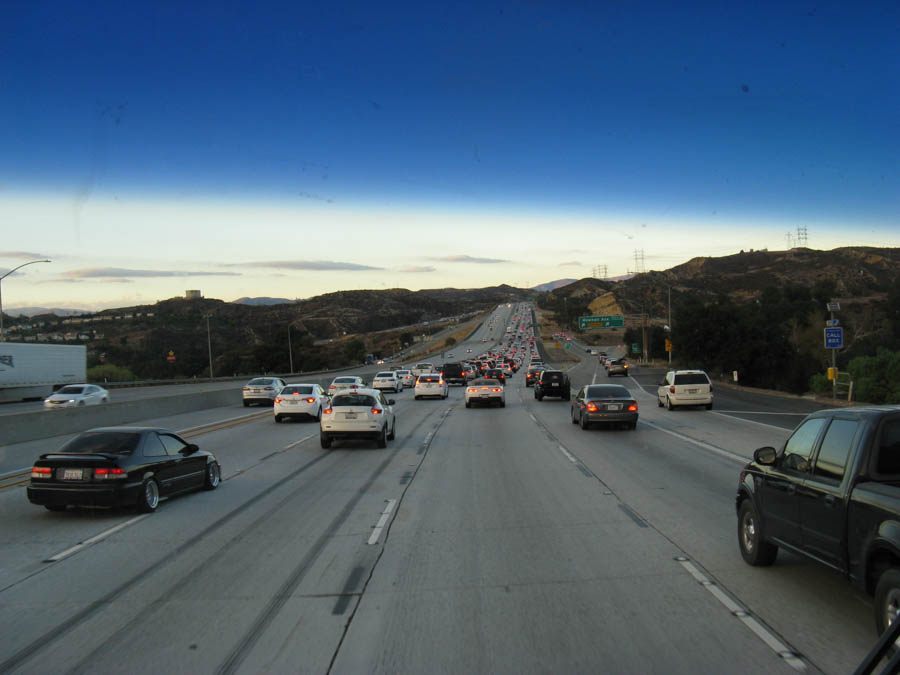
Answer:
[
  {"xmin": 570, "ymin": 384, "xmax": 639, "ymax": 430},
  {"xmin": 27, "ymin": 427, "xmax": 221, "ymax": 513}
]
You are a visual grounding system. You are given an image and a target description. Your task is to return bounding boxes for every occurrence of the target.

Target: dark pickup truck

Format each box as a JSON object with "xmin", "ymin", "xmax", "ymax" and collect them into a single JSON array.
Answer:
[{"xmin": 736, "ymin": 405, "xmax": 900, "ymax": 640}]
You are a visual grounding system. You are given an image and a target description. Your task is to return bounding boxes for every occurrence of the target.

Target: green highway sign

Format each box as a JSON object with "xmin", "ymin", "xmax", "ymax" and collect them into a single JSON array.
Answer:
[{"xmin": 578, "ymin": 315, "xmax": 625, "ymax": 329}]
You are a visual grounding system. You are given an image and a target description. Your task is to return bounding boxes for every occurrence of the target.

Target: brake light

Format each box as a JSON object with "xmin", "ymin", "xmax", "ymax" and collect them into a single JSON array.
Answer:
[
  {"xmin": 31, "ymin": 466, "xmax": 52, "ymax": 478},
  {"xmin": 94, "ymin": 467, "xmax": 127, "ymax": 479},
  {"xmin": 709, "ymin": 384, "xmax": 713, "ymax": 392},
  {"xmin": 491, "ymin": 388, "xmax": 502, "ymax": 392},
  {"xmin": 371, "ymin": 407, "xmax": 382, "ymax": 415},
  {"xmin": 306, "ymin": 397, "xmax": 316, "ymax": 403},
  {"xmin": 323, "ymin": 408, "xmax": 333, "ymax": 415},
  {"xmin": 274, "ymin": 397, "xmax": 283, "ymax": 403},
  {"xmin": 669, "ymin": 386, "xmax": 676, "ymax": 394},
  {"xmin": 243, "ymin": 386, "xmax": 251, "ymax": 391},
  {"xmin": 264, "ymin": 387, "xmax": 274, "ymax": 390},
  {"xmin": 586, "ymin": 402, "xmax": 598, "ymax": 412},
  {"xmin": 439, "ymin": 380, "xmax": 445, "ymax": 385},
  {"xmin": 628, "ymin": 404, "xmax": 638, "ymax": 412}
]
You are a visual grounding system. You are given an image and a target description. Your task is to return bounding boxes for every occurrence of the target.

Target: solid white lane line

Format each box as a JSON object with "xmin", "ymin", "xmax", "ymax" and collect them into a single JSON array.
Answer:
[
  {"xmin": 529, "ymin": 414, "xmax": 537, "ymax": 422},
  {"xmin": 639, "ymin": 419, "xmax": 747, "ymax": 464},
  {"xmin": 558, "ymin": 445, "xmax": 577, "ymax": 463},
  {"xmin": 677, "ymin": 560, "xmax": 805, "ymax": 671},
  {"xmin": 591, "ymin": 370, "xmax": 597, "ymax": 384},
  {"xmin": 284, "ymin": 434, "xmax": 316, "ymax": 450},
  {"xmin": 45, "ymin": 515, "xmax": 151, "ymax": 563},
  {"xmin": 367, "ymin": 499, "xmax": 397, "ymax": 545}
]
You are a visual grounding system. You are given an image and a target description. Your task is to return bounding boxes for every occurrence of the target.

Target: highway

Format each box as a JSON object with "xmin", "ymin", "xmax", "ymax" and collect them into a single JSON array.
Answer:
[{"xmin": 0, "ymin": 304, "xmax": 878, "ymax": 673}]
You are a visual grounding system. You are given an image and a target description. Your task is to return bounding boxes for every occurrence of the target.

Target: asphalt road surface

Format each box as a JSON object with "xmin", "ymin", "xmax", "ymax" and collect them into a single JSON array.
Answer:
[{"xmin": 0, "ymin": 305, "xmax": 878, "ymax": 673}]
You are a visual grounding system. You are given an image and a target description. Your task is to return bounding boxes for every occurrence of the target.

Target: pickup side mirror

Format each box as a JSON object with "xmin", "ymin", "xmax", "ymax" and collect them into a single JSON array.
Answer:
[{"xmin": 753, "ymin": 446, "xmax": 778, "ymax": 465}]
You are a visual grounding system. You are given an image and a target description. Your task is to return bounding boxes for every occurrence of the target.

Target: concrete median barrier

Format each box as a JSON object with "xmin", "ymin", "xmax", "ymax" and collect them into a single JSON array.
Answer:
[{"xmin": 1, "ymin": 389, "xmax": 241, "ymax": 445}]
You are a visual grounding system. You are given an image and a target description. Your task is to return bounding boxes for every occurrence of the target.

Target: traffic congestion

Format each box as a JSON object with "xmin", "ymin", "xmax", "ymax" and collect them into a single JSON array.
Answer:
[{"xmin": 0, "ymin": 301, "xmax": 892, "ymax": 673}]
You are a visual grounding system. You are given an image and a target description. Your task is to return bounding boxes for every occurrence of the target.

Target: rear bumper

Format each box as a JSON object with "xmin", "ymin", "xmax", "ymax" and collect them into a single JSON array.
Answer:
[
  {"xmin": 586, "ymin": 411, "xmax": 639, "ymax": 424},
  {"xmin": 27, "ymin": 483, "xmax": 140, "ymax": 508},
  {"xmin": 670, "ymin": 395, "xmax": 713, "ymax": 406},
  {"xmin": 321, "ymin": 428, "xmax": 383, "ymax": 440},
  {"xmin": 467, "ymin": 396, "xmax": 503, "ymax": 406}
]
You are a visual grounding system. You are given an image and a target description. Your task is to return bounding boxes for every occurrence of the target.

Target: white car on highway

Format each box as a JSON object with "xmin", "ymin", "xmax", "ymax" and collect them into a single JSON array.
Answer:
[
  {"xmin": 242, "ymin": 377, "xmax": 286, "ymax": 407},
  {"xmin": 414, "ymin": 373, "xmax": 448, "ymax": 400},
  {"xmin": 372, "ymin": 371, "xmax": 403, "ymax": 393},
  {"xmin": 465, "ymin": 378, "xmax": 505, "ymax": 408},
  {"xmin": 320, "ymin": 388, "xmax": 396, "ymax": 449},
  {"xmin": 274, "ymin": 383, "xmax": 329, "ymax": 423},
  {"xmin": 411, "ymin": 362, "xmax": 435, "ymax": 378},
  {"xmin": 43, "ymin": 384, "xmax": 110, "ymax": 409},
  {"xmin": 395, "ymin": 369, "xmax": 414, "ymax": 388},
  {"xmin": 328, "ymin": 375, "xmax": 366, "ymax": 395},
  {"xmin": 658, "ymin": 370, "xmax": 713, "ymax": 410}
]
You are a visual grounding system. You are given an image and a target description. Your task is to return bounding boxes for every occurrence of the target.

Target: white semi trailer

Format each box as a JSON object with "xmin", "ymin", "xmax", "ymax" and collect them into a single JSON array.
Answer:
[{"xmin": 0, "ymin": 343, "xmax": 87, "ymax": 402}]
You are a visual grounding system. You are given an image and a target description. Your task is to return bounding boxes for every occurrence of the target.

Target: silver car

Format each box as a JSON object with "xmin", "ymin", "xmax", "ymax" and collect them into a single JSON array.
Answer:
[
  {"xmin": 242, "ymin": 377, "xmax": 286, "ymax": 406},
  {"xmin": 43, "ymin": 384, "xmax": 110, "ymax": 409}
]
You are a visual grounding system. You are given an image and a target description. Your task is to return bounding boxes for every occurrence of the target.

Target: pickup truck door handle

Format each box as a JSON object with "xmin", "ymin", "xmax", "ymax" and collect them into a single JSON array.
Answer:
[{"xmin": 824, "ymin": 494, "xmax": 838, "ymax": 507}]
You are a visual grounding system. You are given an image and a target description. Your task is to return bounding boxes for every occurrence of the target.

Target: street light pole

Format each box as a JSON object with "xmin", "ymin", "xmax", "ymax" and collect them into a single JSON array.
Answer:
[
  {"xmin": 668, "ymin": 286, "xmax": 672, "ymax": 365},
  {"xmin": 288, "ymin": 324, "xmax": 294, "ymax": 374},
  {"xmin": 0, "ymin": 259, "xmax": 52, "ymax": 341},
  {"xmin": 205, "ymin": 313, "xmax": 214, "ymax": 379}
]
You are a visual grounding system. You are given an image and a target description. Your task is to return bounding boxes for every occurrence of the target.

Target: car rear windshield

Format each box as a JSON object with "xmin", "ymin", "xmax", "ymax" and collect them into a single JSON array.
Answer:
[
  {"xmin": 248, "ymin": 378, "xmax": 274, "ymax": 385},
  {"xmin": 471, "ymin": 379, "xmax": 500, "ymax": 386},
  {"xmin": 674, "ymin": 373, "xmax": 710, "ymax": 385},
  {"xmin": 334, "ymin": 377, "xmax": 358, "ymax": 383},
  {"xmin": 418, "ymin": 376, "xmax": 440, "ymax": 382},
  {"xmin": 58, "ymin": 431, "xmax": 141, "ymax": 454},
  {"xmin": 586, "ymin": 385, "xmax": 630, "ymax": 398},
  {"xmin": 331, "ymin": 394, "xmax": 376, "ymax": 407},
  {"xmin": 375, "ymin": 372, "xmax": 395, "ymax": 378},
  {"xmin": 56, "ymin": 386, "xmax": 85, "ymax": 394},
  {"xmin": 282, "ymin": 385, "xmax": 313, "ymax": 395},
  {"xmin": 543, "ymin": 372, "xmax": 564, "ymax": 381}
]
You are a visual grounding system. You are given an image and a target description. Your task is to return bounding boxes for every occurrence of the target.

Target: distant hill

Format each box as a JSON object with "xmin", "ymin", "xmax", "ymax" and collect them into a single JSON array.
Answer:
[
  {"xmin": 4, "ymin": 307, "xmax": 88, "ymax": 317},
  {"xmin": 532, "ymin": 279, "xmax": 577, "ymax": 292},
  {"xmin": 231, "ymin": 297, "xmax": 294, "ymax": 306}
]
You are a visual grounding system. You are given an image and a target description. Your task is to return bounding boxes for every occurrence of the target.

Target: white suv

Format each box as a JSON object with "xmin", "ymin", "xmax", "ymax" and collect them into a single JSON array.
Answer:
[
  {"xmin": 320, "ymin": 388, "xmax": 396, "ymax": 448},
  {"xmin": 372, "ymin": 371, "xmax": 403, "ymax": 393},
  {"xmin": 657, "ymin": 370, "xmax": 713, "ymax": 410}
]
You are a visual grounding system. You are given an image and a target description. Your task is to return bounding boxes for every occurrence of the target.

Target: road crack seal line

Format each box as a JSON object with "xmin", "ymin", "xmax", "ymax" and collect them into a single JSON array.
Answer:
[{"xmin": 325, "ymin": 404, "xmax": 453, "ymax": 674}]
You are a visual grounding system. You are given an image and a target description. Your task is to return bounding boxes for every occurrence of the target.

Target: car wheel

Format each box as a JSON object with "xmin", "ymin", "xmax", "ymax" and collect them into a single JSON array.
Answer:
[
  {"xmin": 706, "ymin": 402, "xmax": 713, "ymax": 410},
  {"xmin": 44, "ymin": 504, "xmax": 67, "ymax": 512},
  {"xmin": 275, "ymin": 415, "xmax": 282, "ymax": 423},
  {"xmin": 536, "ymin": 393, "xmax": 543, "ymax": 401},
  {"xmin": 499, "ymin": 400, "xmax": 505, "ymax": 408},
  {"xmin": 414, "ymin": 395, "xmax": 420, "ymax": 400},
  {"xmin": 571, "ymin": 408, "xmax": 578, "ymax": 424},
  {"xmin": 630, "ymin": 421, "xmax": 638, "ymax": 430},
  {"xmin": 101, "ymin": 397, "xmax": 109, "ymax": 404},
  {"xmin": 137, "ymin": 478, "xmax": 160, "ymax": 513},
  {"xmin": 203, "ymin": 462, "xmax": 221, "ymax": 490},
  {"xmin": 387, "ymin": 419, "xmax": 396, "ymax": 440},
  {"xmin": 316, "ymin": 408, "xmax": 322, "ymax": 422},
  {"xmin": 874, "ymin": 569, "xmax": 900, "ymax": 641},
  {"xmin": 580, "ymin": 413, "xmax": 590, "ymax": 430},
  {"xmin": 243, "ymin": 401, "xmax": 249, "ymax": 407},
  {"xmin": 563, "ymin": 391, "xmax": 571, "ymax": 400},
  {"xmin": 376, "ymin": 426, "xmax": 387, "ymax": 449},
  {"xmin": 738, "ymin": 500, "xmax": 778, "ymax": 566},
  {"xmin": 658, "ymin": 397, "xmax": 663, "ymax": 408},
  {"xmin": 77, "ymin": 400, "xmax": 85, "ymax": 407},
  {"xmin": 320, "ymin": 432, "xmax": 332, "ymax": 449},
  {"xmin": 666, "ymin": 397, "xmax": 674, "ymax": 411},
  {"xmin": 465, "ymin": 401, "xmax": 471, "ymax": 408}
]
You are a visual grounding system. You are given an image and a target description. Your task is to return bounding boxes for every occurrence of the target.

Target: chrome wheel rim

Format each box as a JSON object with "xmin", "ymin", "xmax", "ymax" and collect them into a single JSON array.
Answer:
[
  {"xmin": 742, "ymin": 512, "xmax": 756, "ymax": 553},
  {"xmin": 208, "ymin": 463, "xmax": 220, "ymax": 487},
  {"xmin": 885, "ymin": 589, "xmax": 900, "ymax": 631},
  {"xmin": 145, "ymin": 481, "xmax": 159, "ymax": 509}
]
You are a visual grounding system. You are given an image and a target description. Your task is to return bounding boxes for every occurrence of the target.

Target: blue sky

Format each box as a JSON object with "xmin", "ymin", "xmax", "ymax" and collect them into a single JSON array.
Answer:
[{"xmin": 1, "ymin": 1, "xmax": 897, "ymax": 310}]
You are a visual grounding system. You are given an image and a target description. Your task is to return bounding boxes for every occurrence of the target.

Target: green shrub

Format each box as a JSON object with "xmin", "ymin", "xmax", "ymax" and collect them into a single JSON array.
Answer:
[
  {"xmin": 847, "ymin": 350, "xmax": 900, "ymax": 404},
  {"xmin": 809, "ymin": 373, "xmax": 832, "ymax": 395}
]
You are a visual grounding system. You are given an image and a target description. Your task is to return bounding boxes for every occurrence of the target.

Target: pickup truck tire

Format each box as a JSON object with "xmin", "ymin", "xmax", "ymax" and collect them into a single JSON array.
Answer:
[
  {"xmin": 874, "ymin": 569, "xmax": 900, "ymax": 639},
  {"xmin": 738, "ymin": 500, "xmax": 778, "ymax": 566}
]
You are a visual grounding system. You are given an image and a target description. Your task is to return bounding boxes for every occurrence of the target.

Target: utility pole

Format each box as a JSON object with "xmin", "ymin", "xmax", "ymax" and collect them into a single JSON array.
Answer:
[{"xmin": 668, "ymin": 286, "xmax": 672, "ymax": 365}]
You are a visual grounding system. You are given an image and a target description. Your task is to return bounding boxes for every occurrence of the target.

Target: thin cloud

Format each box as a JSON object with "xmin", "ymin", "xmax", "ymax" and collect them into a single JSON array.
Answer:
[
  {"xmin": 65, "ymin": 267, "xmax": 242, "ymax": 278},
  {"xmin": 559, "ymin": 261, "xmax": 582, "ymax": 267},
  {"xmin": 433, "ymin": 255, "xmax": 509, "ymax": 264},
  {"xmin": 100, "ymin": 278, "xmax": 136, "ymax": 284},
  {"xmin": 0, "ymin": 251, "xmax": 50, "ymax": 260},
  {"xmin": 230, "ymin": 260, "xmax": 383, "ymax": 271},
  {"xmin": 396, "ymin": 265, "xmax": 437, "ymax": 273}
]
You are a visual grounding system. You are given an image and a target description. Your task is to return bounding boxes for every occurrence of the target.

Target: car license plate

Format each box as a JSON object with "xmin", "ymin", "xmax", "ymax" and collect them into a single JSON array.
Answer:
[
  {"xmin": 551, "ymin": 382, "xmax": 559, "ymax": 387},
  {"xmin": 480, "ymin": 394, "xmax": 490, "ymax": 398},
  {"xmin": 288, "ymin": 400, "xmax": 298, "ymax": 405},
  {"xmin": 344, "ymin": 412, "xmax": 357, "ymax": 419},
  {"xmin": 63, "ymin": 468, "xmax": 83, "ymax": 480},
  {"xmin": 607, "ymin": 404, "xmax": 622, "ymax": 411},
  {"xmin": 687, "ymin": 388, "xmax": 698, "ymax": 393}
]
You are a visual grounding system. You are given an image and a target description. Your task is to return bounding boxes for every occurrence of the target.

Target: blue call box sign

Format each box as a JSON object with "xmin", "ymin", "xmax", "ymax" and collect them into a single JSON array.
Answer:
[{"xmin": 824, "ymin": 327, "xmax": 843, "ymax": 349}]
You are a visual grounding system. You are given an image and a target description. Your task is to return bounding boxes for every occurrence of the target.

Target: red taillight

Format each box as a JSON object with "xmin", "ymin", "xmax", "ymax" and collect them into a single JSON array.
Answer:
[
  {"xmin": 264, "ymin": 387, "xmax": 274, "ymax": 391},
  {"xmin": 323, "ymin": 408, "xmax": 333, "ymax": 415},
  {"xmin": 669, "ymin": 386, "xmax": 676, "ymax": 394},
  {"xmin": 586, "ymin": 402, "xmax": 598, "ymax": 412},
  {"xmin": 31, "ymin": 466, "xmax": 52, "ymax": 478},
  {"xmin": 243, "ymin": 386, "xmax": 251, "ymax": 391},
  {"xmin": 491, "ymin": 387, "xmax": 502, "ymax": 392},
  {"xmin": 371, "ymin": 407, "xmax": 382, "ymax": 415},
  {"xmin": 709, "ymin": 384, "xmax": 713, "ymax": 392},
  {"xmin": 306, "ymin": 397, "xmax": 316, "ymax": 403},
  {"xmin": 628, "ymin": 404, "xmax": 638, "ymax": 412},
  {"xmin": 274, "ymin": 397, "xmax": 283, "ymax": 403},
  {"xmin": 95, "ymin": 467, "xmax": 127, "ymax": 479}
]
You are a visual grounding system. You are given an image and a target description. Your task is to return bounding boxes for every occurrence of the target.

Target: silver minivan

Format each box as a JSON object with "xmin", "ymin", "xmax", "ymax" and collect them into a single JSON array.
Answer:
[{"xmin": 657, "ymin": 370, "xmax": 713, "ymax": 410}]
